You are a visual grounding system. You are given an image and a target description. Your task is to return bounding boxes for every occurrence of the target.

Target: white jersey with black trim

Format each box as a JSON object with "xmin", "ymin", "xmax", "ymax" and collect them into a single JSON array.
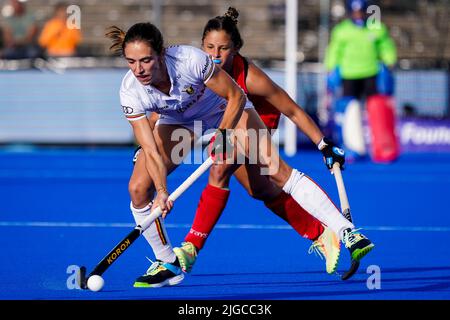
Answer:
[{"xmin": 120, "ymin": 45, "xmax": 248, "ymax": 123}]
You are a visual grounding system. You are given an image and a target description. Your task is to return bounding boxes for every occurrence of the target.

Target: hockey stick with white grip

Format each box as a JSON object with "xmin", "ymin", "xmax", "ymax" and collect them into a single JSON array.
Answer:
[
  {"xmin": 332, "ymin": 162, "xmax": 360, "ymax": 280},
  {"xmin": 78, "ymin": 156, "xmax": 214, "ymax": 289}
]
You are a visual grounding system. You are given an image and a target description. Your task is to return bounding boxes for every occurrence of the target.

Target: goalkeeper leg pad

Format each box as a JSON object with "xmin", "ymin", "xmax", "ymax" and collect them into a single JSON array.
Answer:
[
  {"xmin": 366, "ymin": 95, "xmax": 400, "ymax": 163},
  {"xmin": 334, "ymin": 96, "xmax": 367, "ymax": 158}
]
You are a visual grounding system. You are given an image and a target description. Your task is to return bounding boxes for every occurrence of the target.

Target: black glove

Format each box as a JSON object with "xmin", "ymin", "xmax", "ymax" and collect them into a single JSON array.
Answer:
[
  {"xmin": 208, "ymin": 128, "xmax": 234, "ymax": 162},
  {"xmin": 318, "ymin": 137, "xmax": 345, "ymax": 170}
]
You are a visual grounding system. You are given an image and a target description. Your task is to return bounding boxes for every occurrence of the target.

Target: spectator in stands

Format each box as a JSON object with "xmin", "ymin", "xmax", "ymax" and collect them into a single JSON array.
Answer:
[
  {"xmin": 0, "ymin": 26, "xmax": 4, "ymax": 52},
  {"xmin": 325, "ymin": 0, "xmax": 399, "ymax": 163},
  {"xmin": 0, "ymin": 0, "xmax": 41, "ymax": 59},
  {"xmin": 38, "ymin": 2, "xmax": 82, "ymax": 57}
]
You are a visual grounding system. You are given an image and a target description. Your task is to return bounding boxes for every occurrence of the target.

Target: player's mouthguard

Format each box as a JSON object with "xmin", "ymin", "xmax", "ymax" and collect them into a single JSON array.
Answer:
[{"xmin": 213, "ymin": 59, "xmax": 221, "ymax": 64}]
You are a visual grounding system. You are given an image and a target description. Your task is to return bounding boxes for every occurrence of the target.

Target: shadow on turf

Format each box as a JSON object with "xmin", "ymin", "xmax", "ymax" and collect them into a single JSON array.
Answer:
[{"xmin": 181, "ymin": 265, "xmax": 450, "ymax": 299}]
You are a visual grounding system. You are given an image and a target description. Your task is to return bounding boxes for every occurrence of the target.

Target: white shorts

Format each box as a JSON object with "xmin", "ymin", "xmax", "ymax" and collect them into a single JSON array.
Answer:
[
  {"xmin": 156, "ymin": 112, "xmax": 223, "ymax": 137},
  {"xmin": 156, "ymin": 104, "xmax": 254, "ymax": 137}
]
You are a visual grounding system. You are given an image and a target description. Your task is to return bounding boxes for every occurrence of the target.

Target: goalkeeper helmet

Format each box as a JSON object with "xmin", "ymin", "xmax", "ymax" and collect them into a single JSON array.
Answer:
[{"xmin": 346, "ymin": 0, "xmax": 368, "ymax": 12}]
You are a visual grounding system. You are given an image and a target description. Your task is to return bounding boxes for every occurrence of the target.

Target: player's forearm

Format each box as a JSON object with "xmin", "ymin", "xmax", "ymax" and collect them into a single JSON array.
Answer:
[
  {"xmin": 290, "ymin": 109, "xmax": 324, "ymax": 145},
  {"xmin": 142, "ymin": 149, "xmax": 167, "ymax": 192},
  {"xmin": 269, "ymin": 91, "xmax": 323, "ymax": 144},
  {"xmin": 130, "ymin": 118, "xmax": 167, "ymax": 192},
  {"xmin": 218, "ymin": 91, "xmax": 246, "ymax": 129},
  {"xmin": 147, "ymin": 112, "xmax": 159, "ymax": 131}
]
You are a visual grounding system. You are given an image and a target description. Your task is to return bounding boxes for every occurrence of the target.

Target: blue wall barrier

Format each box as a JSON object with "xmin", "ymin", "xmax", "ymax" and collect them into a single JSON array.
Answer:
[
  {"xmin": 0, "ymin": 68, "xmax": 448, "ymax": 145},
  {"xmin": 0, "ymin": 69, "xmax": 132, "ymax": 144}
]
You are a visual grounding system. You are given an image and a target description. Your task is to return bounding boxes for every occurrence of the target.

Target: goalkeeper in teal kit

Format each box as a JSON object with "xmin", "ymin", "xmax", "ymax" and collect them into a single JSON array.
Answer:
[{"xmin": 325, "ymin": 0, "xmax": 399, "ymax": 163}]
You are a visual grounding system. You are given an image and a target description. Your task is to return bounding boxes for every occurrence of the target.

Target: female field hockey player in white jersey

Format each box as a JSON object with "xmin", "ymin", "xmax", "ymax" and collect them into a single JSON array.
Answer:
[{"xmin": 106, "ymin": 22, "xmax": 373, "ymax": 288}]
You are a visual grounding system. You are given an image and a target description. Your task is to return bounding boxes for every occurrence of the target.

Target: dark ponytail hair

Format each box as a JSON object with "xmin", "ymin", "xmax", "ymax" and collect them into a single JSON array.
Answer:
[
  {"xmin": 106, "ymin": 22, "xmax": 164, "ymax": 56},
  {"xmin": 202, "ymin": 7, "xmax": 243, "ymax": 50}
]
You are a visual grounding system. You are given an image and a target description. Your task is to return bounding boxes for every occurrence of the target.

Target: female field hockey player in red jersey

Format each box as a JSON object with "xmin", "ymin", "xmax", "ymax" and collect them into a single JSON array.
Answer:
[{"xmin": 174, "ymin": 8, "xmax": 373, "ymax": 278}]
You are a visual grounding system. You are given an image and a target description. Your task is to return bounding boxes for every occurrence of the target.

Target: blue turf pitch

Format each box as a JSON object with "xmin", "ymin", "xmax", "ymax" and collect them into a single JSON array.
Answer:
[{"xmin": 0, "ymin": 147, "xmax": 449, "ymax": 300}]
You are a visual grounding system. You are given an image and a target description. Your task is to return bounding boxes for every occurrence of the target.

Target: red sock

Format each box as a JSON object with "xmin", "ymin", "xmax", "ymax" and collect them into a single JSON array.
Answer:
[
  {"xmin": 185, "ymin": 184, "xmax": 230, "ymax": 250},
  {"xmin": 264, "ymin": 192, "xmax": 324, "ymax": 241}
]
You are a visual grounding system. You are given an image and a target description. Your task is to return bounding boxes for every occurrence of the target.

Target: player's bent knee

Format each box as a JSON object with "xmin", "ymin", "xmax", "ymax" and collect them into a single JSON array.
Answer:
[
  {"xmin": 208, "ymin": 164, "xmax": 232, "ymax": 188},
  {"xmin": 247, "ymin": 189, "xmax": 269, "ymax": 201},
  {"xmin": 268, "ymin": 163, "xmax": 294, "ymax": 188},
  {"xmin": 128, "ymin": 179, "xmax": 153, "ymax": 206}
]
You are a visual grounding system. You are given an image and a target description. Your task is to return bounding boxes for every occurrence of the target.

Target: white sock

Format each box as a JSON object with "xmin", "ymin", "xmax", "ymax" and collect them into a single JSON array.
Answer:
[
  {"xmin": 130, "ymin": 202, "xmax": 177, "ymax": 263},
  {"xmin": 282, "ymin": 169, "xmax": 354, "ymax": 240}
]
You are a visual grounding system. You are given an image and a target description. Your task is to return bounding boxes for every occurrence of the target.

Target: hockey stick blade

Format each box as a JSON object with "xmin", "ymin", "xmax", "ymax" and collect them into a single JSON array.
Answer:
[
  {"xmin": 78, "ymin": 266, "xmax": 88, "ymax": 289},
  {"xmin": 332, "ymin": 164, "xmax": 361, "ymax": 281},
  {"xmin": 80, "ymin": 157, "xmax": 214, "ymax": 286},
  {"xmin": 341, "ymin": 260, "xmax": 360, "ymax": 280}
]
